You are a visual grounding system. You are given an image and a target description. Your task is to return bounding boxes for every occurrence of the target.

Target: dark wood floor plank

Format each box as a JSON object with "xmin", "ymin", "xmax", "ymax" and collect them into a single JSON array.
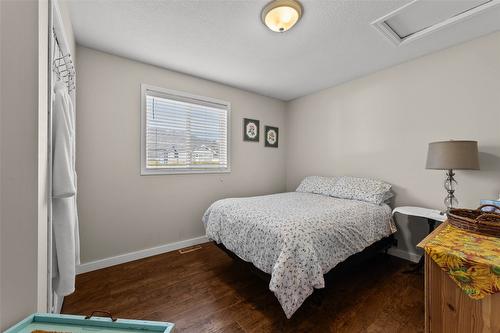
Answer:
[{"xmin": 63, "ymin": 242, "xmax": 424, "ymax": 332}]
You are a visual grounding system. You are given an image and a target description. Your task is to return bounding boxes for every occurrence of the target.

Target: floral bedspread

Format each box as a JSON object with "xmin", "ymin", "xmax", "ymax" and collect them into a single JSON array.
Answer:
[
  {"xmin": 424, "ymin": 224, "xmax": 500, "ymax": 299},
  {"xmin": 202, "ymin": 192, "xmax": 395, "ymax": 318}
]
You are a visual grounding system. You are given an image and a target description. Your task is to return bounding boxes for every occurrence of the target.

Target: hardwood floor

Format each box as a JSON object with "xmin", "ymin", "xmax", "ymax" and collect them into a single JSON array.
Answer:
[{"xmin": 62, "ymin": 242, "xmax": 424, "ymax": 333}]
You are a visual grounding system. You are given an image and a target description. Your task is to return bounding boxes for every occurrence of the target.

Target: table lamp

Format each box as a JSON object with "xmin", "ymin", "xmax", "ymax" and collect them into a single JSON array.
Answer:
[{"xmin": 426, "ymin": 140, "xmax": 479, "ymax": 212}]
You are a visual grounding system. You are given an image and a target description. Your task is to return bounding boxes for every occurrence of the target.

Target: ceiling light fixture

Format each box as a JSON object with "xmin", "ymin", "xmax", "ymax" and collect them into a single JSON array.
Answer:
[{"xmin": 261, "ymin": 0, "xmax": 303, "ymax": 33}]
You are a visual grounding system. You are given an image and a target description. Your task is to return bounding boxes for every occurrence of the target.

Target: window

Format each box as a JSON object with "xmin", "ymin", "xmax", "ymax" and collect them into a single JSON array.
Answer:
[{"xmin": 141, "ymin": 84, "xmax": 230, "ymax": 175}]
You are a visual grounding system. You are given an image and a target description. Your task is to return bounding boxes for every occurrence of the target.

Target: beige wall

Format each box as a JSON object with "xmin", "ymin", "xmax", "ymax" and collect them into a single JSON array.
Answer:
[
  {"xmin": 286, "ymin": 32, "xmax": 500, "ymax": 258},
  {"xmin": 0, "ymin": 0, "xmax": 48, "ymax": 329},
  {"xmin": 76, "ymin": 46, "xmax": 286, "ymax": 263},
  {"xmin": 77, "ymin": 32, "xmax": 500, "ymax": 264}
]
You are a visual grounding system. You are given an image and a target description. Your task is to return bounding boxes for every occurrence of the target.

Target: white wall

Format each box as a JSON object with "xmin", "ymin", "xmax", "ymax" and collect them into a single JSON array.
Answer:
[
  {"xmin": 56, "ymin": 0, "xmax": 75, "ymax": 57},
  {"xmin": 0, "ymin": 0, "xmax": 48, "ymax": 329},
  {"xmin": 286, "ymin": 31, "xmax": 500, "ymax": 259},
  {"xmin": 0, "ymin": 1, "xmax": 3, "ymax": 325},
  {"xmin": 37, "ymin": 0, "xmax": 49, "ymax": 314},
  {"xmin": 75, "ymin": 46, "xmax": 287, "ymax": 264}
]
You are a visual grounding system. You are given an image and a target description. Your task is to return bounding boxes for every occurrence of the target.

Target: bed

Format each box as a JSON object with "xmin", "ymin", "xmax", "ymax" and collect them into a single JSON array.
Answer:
[{"xmin": 202, "ymin": 176, "xmax": 396, "ymax": 318}]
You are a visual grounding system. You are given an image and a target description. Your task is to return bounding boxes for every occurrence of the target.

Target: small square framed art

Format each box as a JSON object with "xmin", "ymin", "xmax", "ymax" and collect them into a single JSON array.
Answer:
[
  {"xmin": 264, "ymin": 126, "xmax": 279, "ymax": 148},
  {"xmin": 243, "ymin": 118, "xmax": 260, "ymax": 142}
]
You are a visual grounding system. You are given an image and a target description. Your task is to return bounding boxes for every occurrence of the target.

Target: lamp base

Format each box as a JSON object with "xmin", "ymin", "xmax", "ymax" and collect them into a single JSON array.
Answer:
[{"xmin": 443, "ymin": 169, "xmax": 458, "ymax": 212}]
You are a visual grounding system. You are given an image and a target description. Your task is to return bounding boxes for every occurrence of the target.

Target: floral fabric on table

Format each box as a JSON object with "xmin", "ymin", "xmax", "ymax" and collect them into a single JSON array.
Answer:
[{"xmin": 424, "ymin": 224, "xmax": 500, "ymax": 299}]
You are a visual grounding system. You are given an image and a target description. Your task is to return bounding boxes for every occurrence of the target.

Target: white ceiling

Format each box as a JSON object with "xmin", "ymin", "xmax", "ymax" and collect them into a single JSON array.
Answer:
[{"xmin": 67, "ymin": 0, "xmax": 500, "ymax": 101}]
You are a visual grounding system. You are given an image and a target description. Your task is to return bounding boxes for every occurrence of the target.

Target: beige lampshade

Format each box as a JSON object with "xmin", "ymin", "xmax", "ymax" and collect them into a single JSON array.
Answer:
[{"xmin": 426, "ymin": 140, "xmax": 479, "ymax": 170}]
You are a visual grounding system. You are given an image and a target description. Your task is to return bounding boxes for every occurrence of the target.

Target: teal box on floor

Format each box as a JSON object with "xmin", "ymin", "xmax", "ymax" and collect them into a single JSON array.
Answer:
[{"xmin": 4, "ymin": 313, "xmax": 174, "ymax": 333}]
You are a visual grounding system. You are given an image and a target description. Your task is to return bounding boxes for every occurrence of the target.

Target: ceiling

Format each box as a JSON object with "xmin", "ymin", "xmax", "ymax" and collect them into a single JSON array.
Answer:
[{"xmin": 67, "ymin": 0, "xmax": 500, "ymax": 101}]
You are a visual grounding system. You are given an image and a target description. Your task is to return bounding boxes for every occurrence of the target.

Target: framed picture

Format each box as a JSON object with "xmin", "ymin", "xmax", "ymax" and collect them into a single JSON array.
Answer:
[
  {"xmin": 243, "ymin": 118, "xmax": 260, "ymax": 142},
  {"xmin": 264, "ymin": 126, "xmax": 279, "ymax": 148}
]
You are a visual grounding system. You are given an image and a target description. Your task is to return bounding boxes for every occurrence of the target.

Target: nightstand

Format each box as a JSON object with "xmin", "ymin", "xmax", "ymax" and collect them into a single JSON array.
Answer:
[
  {"xmin": 417, "ymin": 222, "xmax": 500, "ymax": 332},
  {"xmin": 392, "ymin": 206, "xmax": 447, "ymax": 272}
]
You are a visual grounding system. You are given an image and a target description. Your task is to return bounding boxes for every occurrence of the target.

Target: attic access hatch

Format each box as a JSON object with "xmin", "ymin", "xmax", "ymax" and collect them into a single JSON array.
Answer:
[{"xmin": 372, "ymin": 0, "xmax": 500, "ymax": 46}]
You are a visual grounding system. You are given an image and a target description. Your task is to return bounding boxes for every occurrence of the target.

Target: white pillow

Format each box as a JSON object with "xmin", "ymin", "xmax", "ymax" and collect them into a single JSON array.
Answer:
[
  {"xmin": 330, "ymin": 176, "xmax": 392, "ymax": 205},
  {"xmin": 296, "ymin": 176, "xmax": 340, "ymax": 196}
]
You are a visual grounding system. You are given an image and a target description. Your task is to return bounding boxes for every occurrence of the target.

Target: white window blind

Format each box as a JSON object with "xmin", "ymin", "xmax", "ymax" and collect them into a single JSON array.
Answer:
[{"xmin": 141, "ymin": 85, "xmax": 230, "ymax": 175}]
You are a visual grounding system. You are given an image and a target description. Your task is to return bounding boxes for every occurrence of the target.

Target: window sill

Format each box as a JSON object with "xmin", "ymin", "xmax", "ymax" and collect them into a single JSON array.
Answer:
[{"xmin": 140, "ymin": 168, "xmax": 231, "ymax": 176}]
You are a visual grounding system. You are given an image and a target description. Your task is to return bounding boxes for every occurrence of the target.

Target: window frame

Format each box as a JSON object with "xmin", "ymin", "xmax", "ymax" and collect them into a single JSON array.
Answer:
[{"xmin": 140, "ymin": 84, "xmax": 231, "ymax": 175}]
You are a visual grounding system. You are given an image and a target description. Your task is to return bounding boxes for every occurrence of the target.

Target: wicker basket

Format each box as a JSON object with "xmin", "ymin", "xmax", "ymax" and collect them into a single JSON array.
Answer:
[{"xmin": 448, "ymin": 204, "xmax": 500, "ymax": 237}]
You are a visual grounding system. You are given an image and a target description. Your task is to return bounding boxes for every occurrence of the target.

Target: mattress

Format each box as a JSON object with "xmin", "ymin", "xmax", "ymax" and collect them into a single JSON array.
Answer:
[{"xmin": 202, "ymin": 191, "xmax": 396, "ymax": 318}]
